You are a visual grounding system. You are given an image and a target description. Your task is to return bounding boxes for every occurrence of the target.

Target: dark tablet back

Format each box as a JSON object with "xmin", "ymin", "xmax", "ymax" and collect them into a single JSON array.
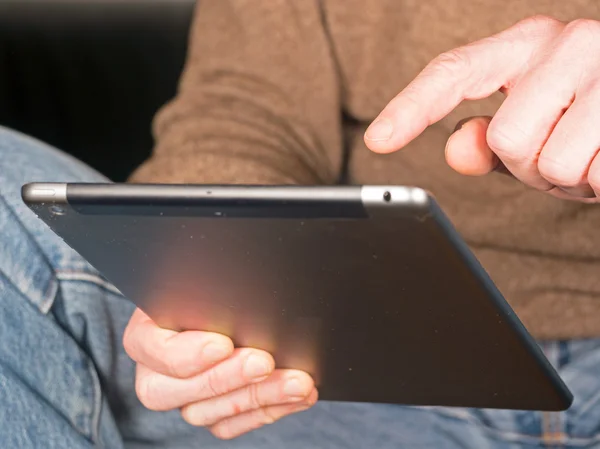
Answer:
[{"xmin": 22, "ymin": 183, "xmax": 573, "ymax": 410}]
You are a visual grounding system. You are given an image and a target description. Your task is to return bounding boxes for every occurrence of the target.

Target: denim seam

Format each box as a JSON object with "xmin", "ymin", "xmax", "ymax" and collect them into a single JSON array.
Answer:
[
  {"xmin": 53, "ymin": 272, "xmax": 112, "ymax": 444},
  {"xmin": 0, "ymin": 316, "xmax": 97, "ymax": 443},
  {"xmin": 88, "ymin": 357, "xmax": 103, "ymax": 445},
  {"xmin": 56, "ymin": 271, "xmax": 123, "ymax": 296},
  {"xmin": 39, "ymin": 276, "xmax": 59, "ymax": 314},
  {"xmin": 0, "ymin": 195, "xmax": 58, "ymax": 312},
  {"xmin": 0, "ymin": 265, "xmax": 58, "ymax": 315},
  {"xmin": 54, "ymin": 270, "xmax": 122, "ymax": 442},
  {"xmin": 0, "ymin": 359, "xmax": 91, "ymax": 442}
]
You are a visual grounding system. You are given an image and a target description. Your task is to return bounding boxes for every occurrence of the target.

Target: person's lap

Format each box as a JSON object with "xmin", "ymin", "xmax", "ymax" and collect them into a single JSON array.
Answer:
[{"xmin": 1, "ymin": 126, "xmax": 600, "ymax": 448}]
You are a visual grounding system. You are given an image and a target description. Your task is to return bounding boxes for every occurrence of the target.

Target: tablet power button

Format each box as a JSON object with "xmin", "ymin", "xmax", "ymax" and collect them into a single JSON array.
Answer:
[{"xmin": 32, "ymin": 189, "xmax": 56, "ymax": 197}]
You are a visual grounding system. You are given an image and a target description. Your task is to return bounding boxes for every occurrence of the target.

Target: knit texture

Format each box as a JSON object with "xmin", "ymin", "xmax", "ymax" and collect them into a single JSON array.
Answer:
[{"xmin": 131, "ymin": 0, "xmax": 600, "ymax": 340}]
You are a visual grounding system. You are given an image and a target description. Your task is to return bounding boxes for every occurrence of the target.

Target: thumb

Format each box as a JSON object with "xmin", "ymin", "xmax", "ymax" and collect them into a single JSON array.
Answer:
[{"xmin": 446, "ymin": 116, "xmax": 511, "ymax": 177}]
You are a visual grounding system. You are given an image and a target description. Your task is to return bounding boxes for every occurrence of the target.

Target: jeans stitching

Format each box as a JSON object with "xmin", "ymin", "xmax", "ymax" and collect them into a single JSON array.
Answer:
[
  {"xmin": 0, "ymin": 278, "xmax": 99, "ymax": 443},
  {"xmin": 87, "ymin": 356, "xmax": 103, "ymax": 445},
  {"xmin": 0, "ymin": 360, "xmax": 95, "ymax": 442},
  {"xmin": 53, "ymin": 270, "xmax": 125, "ymax": 442},
  {"xmin": 52, "ymin": 280, "xmax": 109, "ymax": 444},
  {"xmin": 39, "ymin": 276, "xmax": 59, "ymax": 315},
  {"xmin": 56, "ymin": 271, "xmax": 123, "ymax": 296},
  {"xmin": 0, "ymin": 196, "xmax": 57, "ymax": 312}
]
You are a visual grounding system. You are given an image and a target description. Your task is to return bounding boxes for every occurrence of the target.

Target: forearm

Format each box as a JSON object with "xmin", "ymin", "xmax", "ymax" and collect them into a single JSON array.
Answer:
[{"xmin": 131, "ymin": 0, "xmax": 342, "ymax": 186}]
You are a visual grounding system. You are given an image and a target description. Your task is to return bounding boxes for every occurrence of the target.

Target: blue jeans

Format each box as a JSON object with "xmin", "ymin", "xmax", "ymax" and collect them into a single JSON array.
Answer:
[{"xmin": 2, "ymin": 126, "xmax": 600, "ymax": 448}]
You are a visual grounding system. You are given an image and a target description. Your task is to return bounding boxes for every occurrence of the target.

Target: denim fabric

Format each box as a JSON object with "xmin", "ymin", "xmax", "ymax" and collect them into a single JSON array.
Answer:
[{"xmin": 1, "ymin": 126, "xmax": 600, "ymax": 448}]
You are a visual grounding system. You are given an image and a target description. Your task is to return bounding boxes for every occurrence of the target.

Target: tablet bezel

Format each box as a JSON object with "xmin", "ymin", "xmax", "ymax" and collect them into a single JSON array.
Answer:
[{"xmin": 22, "ymin": 182, "xmax": 573, "ymax": 411}]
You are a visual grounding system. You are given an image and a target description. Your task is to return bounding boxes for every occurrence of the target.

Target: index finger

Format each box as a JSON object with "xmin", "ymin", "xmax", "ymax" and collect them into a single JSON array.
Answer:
[
  {"xmin": 123, "ymin": 308, "xmax": 234, "ymax": 378},
  {"xmin": 364, "ymin": 16, "xmax": 563, "ymax": 153}
]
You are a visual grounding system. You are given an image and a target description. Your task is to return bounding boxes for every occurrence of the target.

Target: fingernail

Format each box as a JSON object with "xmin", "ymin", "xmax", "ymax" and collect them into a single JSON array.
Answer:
[
  {"xmin": 365, "ymin": 118, "xmax": 393, "ymax": 142},
  {"xmin": 243, "ymin": 355, "xmax": 273, "ymax": 380},
  {"xmin": 283, "ymin": 378, "xmax": 307, "ymax": 399},
  {"xmin": 453, "ymin": 116, "xmax": 492, "ymax": 134},
  {"xmin": 202, "ymin": 342, "xmax": 231, "ymax": 365},
  {"xmin": 453, "ymin": 117, "xmax": 472, "ymax": 133}
]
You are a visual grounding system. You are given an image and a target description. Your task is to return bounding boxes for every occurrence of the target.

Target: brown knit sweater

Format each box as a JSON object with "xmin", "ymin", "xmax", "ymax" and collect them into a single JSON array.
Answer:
[{"xmin": 131, "ymin": 0, "xmax": 600, "ymax": 340}]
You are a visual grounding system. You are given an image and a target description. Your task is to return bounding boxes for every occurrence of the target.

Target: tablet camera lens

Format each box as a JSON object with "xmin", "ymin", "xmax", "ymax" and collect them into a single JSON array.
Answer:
[
  {"xmin": 383, "ymin": 191, "xmax": 392, "ymax": 202},
  {"xmin": 49, "ymin": 205, "xmax": 66, "ymax": 216}
]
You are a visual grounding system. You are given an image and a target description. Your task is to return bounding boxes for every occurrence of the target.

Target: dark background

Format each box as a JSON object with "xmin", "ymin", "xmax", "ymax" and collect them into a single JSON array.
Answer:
[{"xmin": 0, "ymin": 0, "xmax": 196, "ymax": 181}]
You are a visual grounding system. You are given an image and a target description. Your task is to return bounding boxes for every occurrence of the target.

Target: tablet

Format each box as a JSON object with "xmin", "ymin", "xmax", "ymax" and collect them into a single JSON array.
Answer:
[{"xmin": 22, "ymin": 182, "xmax": 572, "ymax": 411}]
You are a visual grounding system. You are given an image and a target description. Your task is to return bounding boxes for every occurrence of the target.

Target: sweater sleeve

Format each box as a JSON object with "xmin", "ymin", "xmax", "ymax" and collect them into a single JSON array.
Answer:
[{"xmin": 130, "ymin": 0, "xmax": 343, "ymax": 185}]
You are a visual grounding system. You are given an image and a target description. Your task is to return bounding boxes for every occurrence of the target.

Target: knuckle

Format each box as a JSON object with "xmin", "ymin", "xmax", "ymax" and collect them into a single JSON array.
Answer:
[
  {"xmin": 164, "ymin": 354, "xmax": 185, "ymax": 379},
  {"xmin": 122, "ymin": 325, "xmax": 137, "ymax": 359},
  {"xmin": 255, "ymin": 406, "xmax": 277, "ymax": 426},
  {"xmin": 518, "ymin": 15, "xmax": 563, "ymax": 32},
  {"xmin": 565, "ymin": 19, "xmax": 600, "ymax": 39},
  {"xmin": 537, "ymin": 156, "xmax": 583, "ymax": 187},
  {"xmin": 247, "ymin": 382, "xmax": 263, "ymax": 410},
  {"xmin": 161, "ymin": 339, "xmax": 196, "ymax": 379},
  {"xmin": 135, "ymin": 373, "xmax": 161, "ymax": 411},
  {"xmin": 561, "ymin": 20, "xmax": 600, "ymax": 53},
  {"xmin": 486, "ymin": 122, "xmax": 531, "ymax": 162},
  {"xmin": 201, "ymin": 367, "xmax": 222, "ymax": 398},
  {"xmin": 553, "ymin": 20, "xmax": 600, "ymax": 66},
  {"xmin": 587, "ymin": 78, "xmax": 600, "ymax": 96},
  {"xmin": 430, "ymin": 49, "xmax": 471, "ymax": 77}
]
